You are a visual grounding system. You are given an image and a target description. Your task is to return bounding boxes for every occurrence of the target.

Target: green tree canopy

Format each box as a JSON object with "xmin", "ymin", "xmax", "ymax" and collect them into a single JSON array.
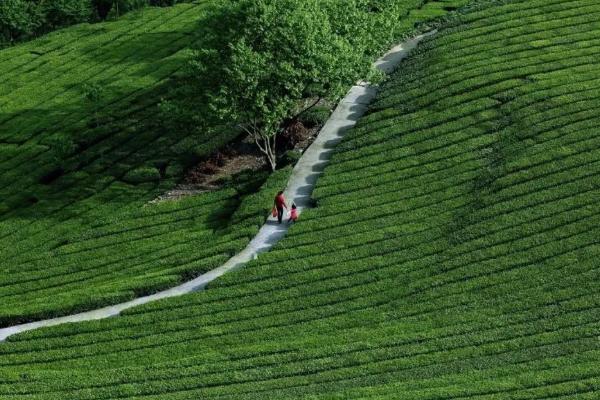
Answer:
[
  {"xmin": 197, "ymin": 0, "xmax": 376, "ymax": 170},
  {"xmin": 0, "ymin": 0, "xmax": 40, "ymax": 43}
]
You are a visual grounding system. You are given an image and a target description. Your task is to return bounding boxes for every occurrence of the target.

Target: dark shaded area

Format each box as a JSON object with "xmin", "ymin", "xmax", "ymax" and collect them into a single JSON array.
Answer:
[
  {"xmin": 0, "ymin": 0, "xmax": 195, "ymax": 48},
  {"xmin": 39, "ymin": 167, "xmax": 65, "ymax": 185},
  {"xmin": 0, "ymin": 87, "xmax": 182, "ymax": 220},
  {"xmin": 95, "ymin": 0, "xmax": 114, "ymax": 20},
  {"xmin": 206, "ymin": 168, "xmax": 270, "ymax": 231}
]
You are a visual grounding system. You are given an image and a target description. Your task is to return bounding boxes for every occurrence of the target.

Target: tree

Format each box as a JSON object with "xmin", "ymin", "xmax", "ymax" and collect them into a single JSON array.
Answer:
[
  {"xmin": 1, "ymin": 0, "xmax": 94, "ymax": 45},
  {"xmin": 41, "ymin": 0, "xmax": 93, "ymax": 32},
  {"xmin": 198, "ymin": 0, "xmax": 366, "ymax": 171},
  {"xmin": 93, "ymin": 0, "xmax": 114, "ymax": 20},
  {"xmin": 0, "ymin": 0, "xmax": 39, "ymax": 44}
]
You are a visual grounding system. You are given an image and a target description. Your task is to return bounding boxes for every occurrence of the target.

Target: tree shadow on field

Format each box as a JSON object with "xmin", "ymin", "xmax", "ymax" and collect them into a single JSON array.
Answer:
[
  {"xmin": 76, "ymin": 31, "xmax": 198, "ymax": 80},
  {"xmin": 0, "ymin": 83, "xmax": 184, "ymax": 223},
  {"xmin": 74, "ymin": 8, "xmax": 214, "ymax": 81},
  {"xmin": 0, "ymin": 4, "xmax": 239, "ymax": 225}
]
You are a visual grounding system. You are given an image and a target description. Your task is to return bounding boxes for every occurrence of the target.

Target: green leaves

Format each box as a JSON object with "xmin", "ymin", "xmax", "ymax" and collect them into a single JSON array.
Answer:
[
  {"xmin": 0, "ymin": 0, "xmax": 41, "ymax": 43},
  {"xmin": 193, "ymin": 0, "xmax": 412, "ymax": 169},
  {"xmin": 3, "ymin": 2, "xmax": 600, "ymax": 400}
]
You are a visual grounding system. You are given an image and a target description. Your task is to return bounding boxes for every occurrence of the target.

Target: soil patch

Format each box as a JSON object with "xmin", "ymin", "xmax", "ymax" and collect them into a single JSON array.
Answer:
[{"xmin": 153, "ymin": 116, "xmax": 324, "ymax": 203}]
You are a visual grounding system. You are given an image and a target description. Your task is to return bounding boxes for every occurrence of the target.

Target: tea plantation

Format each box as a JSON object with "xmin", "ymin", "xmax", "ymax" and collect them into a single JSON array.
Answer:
[
  {"xmin": 0, "ymin": 2, "xmax": 214, "ymax": 214},
  {"xmin": 0, "ymin": 1, "xmax": 287, "ymax": 327},
  {"xmin": 0, "ymin": 0, "xmax": 597, "ymax": 398},
  {"xmin": 0, "ymin": 0, "xmax": 463, "ymax": 325}
]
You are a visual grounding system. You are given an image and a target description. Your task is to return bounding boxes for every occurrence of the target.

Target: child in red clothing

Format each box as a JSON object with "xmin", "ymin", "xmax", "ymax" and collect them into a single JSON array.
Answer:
[{"xmin": 288, "ymin": 203, "xmax": 298, "ymax": 223}]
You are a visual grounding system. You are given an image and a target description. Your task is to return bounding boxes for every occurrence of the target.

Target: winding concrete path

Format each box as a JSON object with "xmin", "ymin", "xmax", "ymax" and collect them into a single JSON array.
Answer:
[{"xmin": 0, "ymin": 31, "xmax": 435, "ymax": 342}]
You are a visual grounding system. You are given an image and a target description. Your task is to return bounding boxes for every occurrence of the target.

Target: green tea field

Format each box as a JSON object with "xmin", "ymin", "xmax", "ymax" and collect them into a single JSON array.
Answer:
[
  {"xmin": 0, "ymin": 0, "xmax": 298, "ymax": 326},
  {"xmin": 0, "ymin": 0, "xmax": 461, "ymax": 326},
  {"xmin": 0, "ymin": 0, "xmax": 597, "ymax": 398},
  {"xmin": 0, "ymin": 2, "xmax": 212, "ymax": 214}
]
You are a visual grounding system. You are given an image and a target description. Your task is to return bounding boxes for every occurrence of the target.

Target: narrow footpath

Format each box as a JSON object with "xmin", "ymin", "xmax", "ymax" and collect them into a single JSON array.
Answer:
[{"xmin": 0, "ymin": 31, "xmax": 435, "ymax": 342}]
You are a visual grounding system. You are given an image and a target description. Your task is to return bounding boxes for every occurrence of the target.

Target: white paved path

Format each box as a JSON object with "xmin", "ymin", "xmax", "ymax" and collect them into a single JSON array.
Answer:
[{"xmin": 0, "ymin": 31, "xmax": 435, "ymax": 342}]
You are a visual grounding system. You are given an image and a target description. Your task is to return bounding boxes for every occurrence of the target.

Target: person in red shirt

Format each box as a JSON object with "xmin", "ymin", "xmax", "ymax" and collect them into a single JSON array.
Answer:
[
  {"xmin": 274, "ymin": 191, "xmax": 288, "ymax": 224},
  {"xmin": 288, "ymin": 203, "xmax": 298, "ymax": 224}
]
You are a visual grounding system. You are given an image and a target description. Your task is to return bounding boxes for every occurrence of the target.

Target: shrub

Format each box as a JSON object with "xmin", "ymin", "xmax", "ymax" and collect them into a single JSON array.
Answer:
[
  {"xmin": 282, "ymin": 149, "xmax": 302, "ymax": 167},
  {"xmin": 41, "ymin": 0, "xmax": 93, "ymax": 31},
  {"xmin": 164, "ymin": 163, "xmax": 185, "ymax": 179},
  {"xmin": 0, "ymin": 0, "xmax": 191, "ymax": 46},
  {"xmin": 111, "ymin": 0, "xmax": 151, "ymax": 15},
  {"xmin": 150, "ymin": 0, "xmax": 180, "ymax": 6},
  {"xmin": 0, "ymin": 0, "xmax": 40, "ymax": 43},
  {"xmin": 122, "ymin": 166, "xmax": 161, "ymax": 184},
  {"xmin": 299, "ymin": 105, "xmax": 332, "ymax": 128}
]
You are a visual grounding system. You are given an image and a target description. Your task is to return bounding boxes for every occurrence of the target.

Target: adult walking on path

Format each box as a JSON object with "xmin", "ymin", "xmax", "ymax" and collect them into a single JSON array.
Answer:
[{"xmin": 274, "ymin": 191, "xmax": 288, "ymax": 224}]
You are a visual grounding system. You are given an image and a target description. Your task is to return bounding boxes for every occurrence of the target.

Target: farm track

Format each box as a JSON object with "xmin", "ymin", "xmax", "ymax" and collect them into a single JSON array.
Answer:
[
  {"xmin": 0, "ymin": 2, "xmax": 273, "ymax": 325},
  {"xmin": 0, "ymin": 0, "xmax": 461, "ymax": 326}
]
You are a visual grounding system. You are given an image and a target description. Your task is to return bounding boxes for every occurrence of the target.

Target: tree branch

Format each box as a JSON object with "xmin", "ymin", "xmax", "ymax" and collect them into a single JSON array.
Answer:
[
  {"xmin": 253, "ymin": 134, "xmax": 268, "ymax": 154},
  {"xmin": 289, "ymin": 97, "xmax": 322, "ymax": 123}
]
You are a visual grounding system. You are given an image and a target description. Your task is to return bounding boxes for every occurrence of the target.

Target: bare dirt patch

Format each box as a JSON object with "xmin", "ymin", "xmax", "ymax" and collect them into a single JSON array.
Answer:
[
  {"xmin": 186, "ymin": 140, "xmax": 266, "ymax": 187},
  {"xmin": 153, "ymin": 112, "xmax": 326, "ymax": 203}
]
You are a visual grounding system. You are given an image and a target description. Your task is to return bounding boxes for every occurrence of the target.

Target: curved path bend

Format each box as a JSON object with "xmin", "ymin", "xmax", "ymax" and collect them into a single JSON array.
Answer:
[{"xmin": 0, "ymin": 31, "xmax": 435, "ymax": 342}]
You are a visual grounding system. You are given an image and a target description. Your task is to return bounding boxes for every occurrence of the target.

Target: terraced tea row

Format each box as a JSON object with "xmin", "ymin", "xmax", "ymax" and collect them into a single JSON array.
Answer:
[
  {"xmin": 0, "ymin": 0, "xmax": 467, "ymax": 217},
  {"xmin": 0, "ymin": 166, "xmax": 290, "ymax": 326},
  {"xmin": 0, "ymin": 0, "xmax": 465, "ymax": 325},
  {"xmin": 0, "ymin": 0, "xmax": 596, "ymax": 398},
  {"xmin": 0, "ymin": 2, "xmax": 219, "ymax": 216}
]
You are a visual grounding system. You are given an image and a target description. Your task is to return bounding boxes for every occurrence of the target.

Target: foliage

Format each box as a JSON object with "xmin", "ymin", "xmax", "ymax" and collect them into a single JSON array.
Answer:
[
  {"xmin": 122, "ymin": 166, "xmax": 161, "ymax": 183},
  {"xmin": 0, "ymin": 0, "xmax": 191, "ymax": 46},
  {"xmin": 0, "ymin": 161, "xmax": 290, "ymax": 326},
  {"xmin": 149, "ymin": 0, "xmax": 179, "ymax": 6},
  {"xmin": 0, "ymin": 2, "xmax": 597, "ymax": 399},
  {"xmin": 186, "ymin": 0, "xmax": 437, "ymax": 170},
  {"xmin": 0, "ymin": 0, "xmax": 462, "ymax": 328},
  {"xmin": 82, "ymin": 82, "xmax": 105, "ymax": 126},
  {"xmin": 0, "ymin": 0, "xmax": 94, "ymax": 44},
  {"xmin": 211, "ymin": 0, "xmax": 356, "ymax": 170},
  {"xmin": 299, "ymin": 105, "xmax": 332, "ymax": 128},
  {"xmin": 42, "ymin": 0, "xmax": 93, "ymax": 30},
  {"xmin": 0, "ymin": 0, "xmax": 41, "ymax": 44},
  {"xmin": 0, "ymin": 2, "xmax": 256, "ymax": 324},
  {"xmin": 0, "ymin": 3, "xmax": 212, "ymax": 214}
]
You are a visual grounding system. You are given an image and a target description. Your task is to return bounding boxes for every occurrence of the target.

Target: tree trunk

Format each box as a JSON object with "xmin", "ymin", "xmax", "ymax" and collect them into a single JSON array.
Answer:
[
  {"xmin": 249, "ymin": 129, "xmax": 277, "ymax": 171},
  {"xmin": 265, "ymin": 147, "xmax": 277, "ymax": 171},
  {"xmin": 242, "ymin": 122, "xmax": 279, "ymax": 171},
  {"xmin": 259, "ymin": 134, "xmax": 277, "ymax": 171}
]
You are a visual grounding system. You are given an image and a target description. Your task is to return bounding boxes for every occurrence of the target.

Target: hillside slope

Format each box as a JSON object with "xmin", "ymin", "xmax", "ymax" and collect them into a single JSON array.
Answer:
[
  {"xmin": 0, "ymin": 0, "xmax": 461, "ymax": 325},
  {"xmin": 0, "ymin": 1, "xmax": 216, "ymax": 215},
  {"xmin": 0, "ymin": 1, "xmax": 284, "ymax": 326},
  {"xmin": 0, "ymin": 0, "xmax": 597, "ymax": 398}
]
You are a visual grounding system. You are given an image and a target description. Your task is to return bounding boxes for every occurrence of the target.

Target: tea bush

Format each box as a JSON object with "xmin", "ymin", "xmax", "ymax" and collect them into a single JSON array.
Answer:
[
  {"xmin": 0, "ymin": 0, "xmax": 597, "ymax": 399},
  {"xmin": 0, "ymin": 0, "xmax": 192, "ymax": 46},
  {"xmin": 0, "ymin": 0, "xmax": 459, "ymax": 323}
]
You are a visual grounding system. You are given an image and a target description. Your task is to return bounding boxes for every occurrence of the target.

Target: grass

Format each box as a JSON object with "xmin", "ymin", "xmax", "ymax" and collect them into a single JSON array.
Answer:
[{"xmin": 0, "ymin": 0, "xmax": 596, "ymax": 398}]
